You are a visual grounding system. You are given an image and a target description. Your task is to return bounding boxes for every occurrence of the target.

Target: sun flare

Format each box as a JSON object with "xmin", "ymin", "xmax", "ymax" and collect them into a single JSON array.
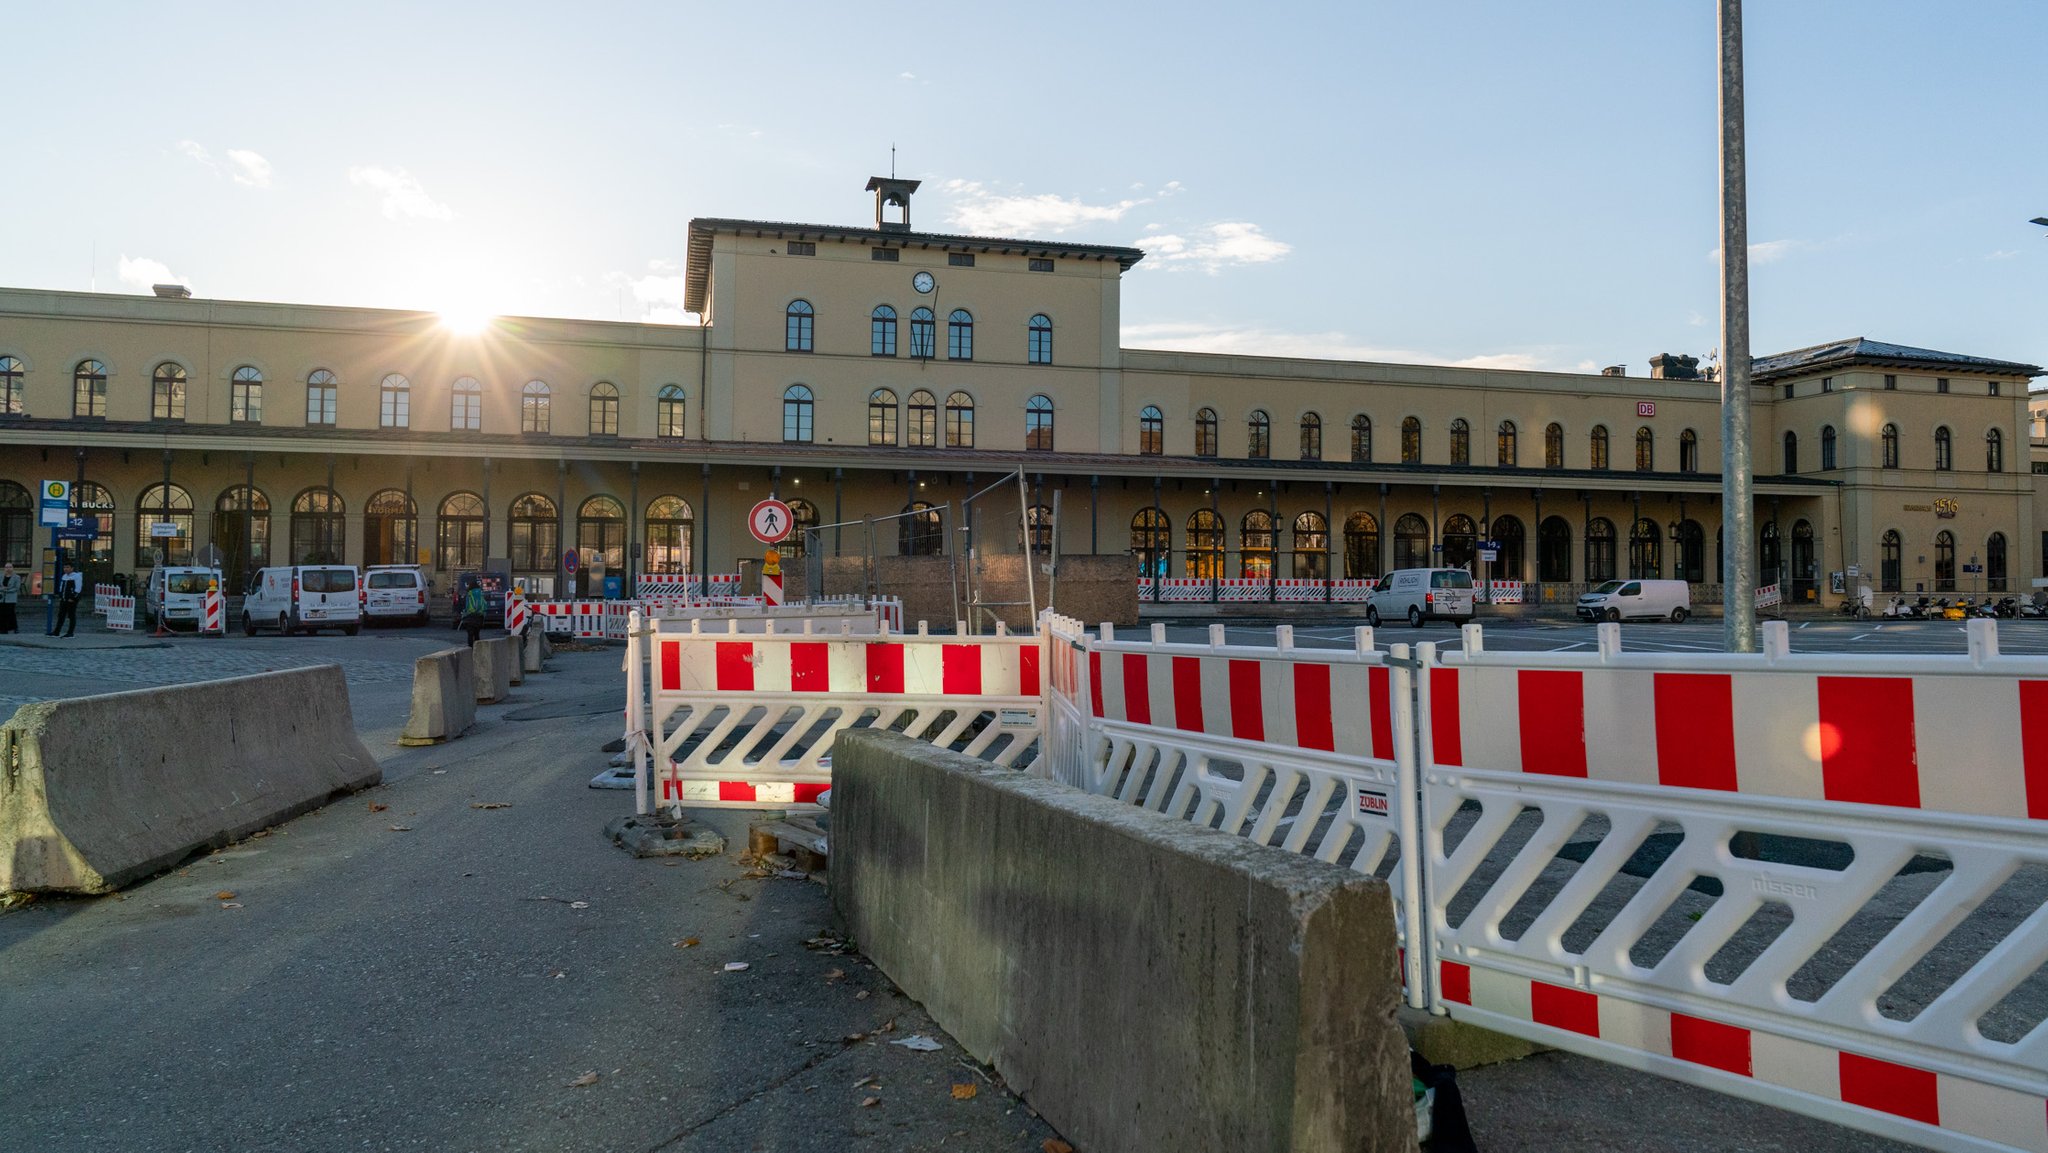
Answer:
[{"xmin": 437, "ymin": 306, "xmax": 495, "ymax": 336}]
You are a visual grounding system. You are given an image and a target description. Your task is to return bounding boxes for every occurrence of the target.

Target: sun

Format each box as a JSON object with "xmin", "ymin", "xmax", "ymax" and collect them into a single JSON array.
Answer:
[{"xmin": 438, "ymin": 305, "xmax": 495, "ymax": 336}]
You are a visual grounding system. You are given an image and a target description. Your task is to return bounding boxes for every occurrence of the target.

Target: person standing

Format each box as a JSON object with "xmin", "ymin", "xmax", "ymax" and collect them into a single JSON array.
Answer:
[
  {"xmin": 0, "ymin": 563, "xmax": 18, "ymax": 633},
  {"xmin": 54, "ymin": 568, "xmax": 82, "ymax": 637},
  {"xmin": 460, "ymin": 582, "xmax": 488, "ymax": 646}
]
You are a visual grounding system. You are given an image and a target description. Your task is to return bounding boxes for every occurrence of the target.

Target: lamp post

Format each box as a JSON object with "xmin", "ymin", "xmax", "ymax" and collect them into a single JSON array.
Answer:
[{"xmin": 1719, "ymin": 0, "xmax": 1758, "ymax": 651}]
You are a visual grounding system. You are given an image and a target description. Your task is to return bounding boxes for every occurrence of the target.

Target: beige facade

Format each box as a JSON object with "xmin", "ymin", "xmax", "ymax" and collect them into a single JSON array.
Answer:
[{"xmin": 0, "ymin": 178, "xmax": 2037, "ymax": 608}]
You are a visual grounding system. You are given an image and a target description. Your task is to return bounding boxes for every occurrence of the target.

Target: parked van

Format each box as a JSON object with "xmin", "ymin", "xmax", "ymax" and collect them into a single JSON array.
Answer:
[
  {"xmin": 363, "ymin": 564, "xmax": 431, "ymax": 626},
  {"xmin": 1576, "ymin": 579, "xmax": 1691, "ymax": 623},
  {"xmin": 1366, "ymin": 568, "xmax": 1476, "ymax": 628},
  {"xmin": 242, "ymin": 565, "xmax": 362, "ymax": 636},
  {"xmin": 144, "ymin": 566, "xmax": 222, "ymax": 630}
]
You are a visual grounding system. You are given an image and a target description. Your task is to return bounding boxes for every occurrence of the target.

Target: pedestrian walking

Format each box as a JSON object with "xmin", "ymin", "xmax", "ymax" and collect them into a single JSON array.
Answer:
[
  {"xmin": 0, "ymin": 562, "xmax": 18, "ymax": 633},
  {"xmin": 460, "ymin": 582, "xmax": 488, "ymax": 646},
  {"xmin": 54, "ymin": 569, "xmax": 82, "ymax": 637}
]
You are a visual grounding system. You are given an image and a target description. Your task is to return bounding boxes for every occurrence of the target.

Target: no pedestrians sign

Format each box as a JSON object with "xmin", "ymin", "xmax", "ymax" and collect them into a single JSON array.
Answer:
[{"xmin": 749, "ymin": 499, "xmax": 793, "ymax": 544}]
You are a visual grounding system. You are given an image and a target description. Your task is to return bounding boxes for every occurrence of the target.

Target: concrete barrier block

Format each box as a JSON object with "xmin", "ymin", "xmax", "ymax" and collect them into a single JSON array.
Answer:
[
  {"xmin": 399, "ymin": 647, "xmax": 475, "ymax": 746},
  {"xmin": 472, "ymin": 636, "xmax": 516, "ymax": 702},
  {"xmin": 830, "ymin": 730, "xmax": 1411, "ymax": 1152},
  {"xmin": 521, "ymin": 626, "xmax": 543, "ymax": 673},
  {"xmin": 0, "ymin": 666, "xmax": 381, "ymax": 894}
]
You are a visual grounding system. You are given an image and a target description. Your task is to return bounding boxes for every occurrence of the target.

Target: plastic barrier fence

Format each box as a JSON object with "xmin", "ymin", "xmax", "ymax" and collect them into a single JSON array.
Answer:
[
  {"xmin": 104, "ymin": 595, "xmax": 135, "ymax": 631},
  {"xmin": 634, "ymin": 574, "xmax": 743, "ymax": 598},
  {"xmin": 93, "ymin": 583, "xmax": 119, "ymax": 616},
  {"xmin": 537, "ymin": 600, "xmax": 608, "ymax": 637}
]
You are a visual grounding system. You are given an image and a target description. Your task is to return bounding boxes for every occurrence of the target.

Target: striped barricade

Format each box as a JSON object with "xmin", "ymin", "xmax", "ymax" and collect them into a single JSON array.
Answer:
[
  {"xmin": 93, "ymin": 583, "xmax": 119, "ymax": 616},
  {"xmin": 635, "ymin": 620, "xmax": 1043, "ymax": 810},
  {"xmin": 503, "ymin": 589, "xmax": 529, "ymax": 634},
  {"xmin": 1419, "ymin": 619, "xmax": 2048, "ymax": 1152},
  {"xmin": 1485, "ymin": 580, "xmax": 1524, "ymax": 604},
  {"xmin": 104, "ymin": 595, "xmax": 136, "ymax": 631},
  {"xmin": 537, "ymin": 600, "xmax": 607, "ymax": 638},
  {"xmin": 201, "ymin": 589, "xmax": 225, "ymax": 635}
]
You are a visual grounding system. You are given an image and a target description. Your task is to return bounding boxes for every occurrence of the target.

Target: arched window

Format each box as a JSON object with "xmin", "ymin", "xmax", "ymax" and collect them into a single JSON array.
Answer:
[
  {"xmin": 450, "ymin": 375, "xmax": 481, "ymax": 431},
  {"xmin": 1680, "ymin": 429, "xmax": 1699, "ymax": 472},
  {"xmin": 1790, "ymin": 520, "xmax": 1816, "ymax": 599},
  {"xmin": 1820, "ymin": 425, "xmax": 1837, "ymax": 470},
  {"xmin": 151, "ymin": 362, "xmax": 187, "ymax": 421},
  {"xmin": 0, "ymin": 356, "xmax": 22, "ymax": 415},
  {"xmin": 785, "ymin": 300, "xmax": 814, "ymax": 352},
  {"xmin": 1351, "ymin": 415, "xmax": 1372, "ymax": 463},
  {"xmin": 362, "ymin": 489, "xmax": 417, "ymax": 567},
  {"xmin": 577, "ymin": 495, "xmax": 626, "ymax": 576},
  {"xmin": 231, "ymin": 365, "xmax": 263, "ymax": 423},
  {"xmin": 589, "ymin": 382, "xmax": 619, "ymax": 436},
  {"xmin": 944, "ymin": 390, "xmax": 974, "ymax": 448},
  {"xmin": 1497, "ymin": 420, "xmax": 1517, "ymax": 467},
  {"xmin": 437, "ymin": 492, "xmax": 484, "ymax": 571},
  {"xmin": 1782, "ymin": 430, "xmax": 1798, "ymax": 473},
  {"xmin": 73, "ymin": 359, "xmax": 107, "ymax": 417},
  {"xmin": 1934, "ymin": 426, "xmax": 1953, "ymax": 471},
  {"xmin": 521, "ymin": 380, "xmax": 552, "ymax": 434},
  {"xmin": 508, "ymin": 493, "xmax": 559, "ymax": 574},
  {"xmin": 1028, "ymin": 314, "xmax": 1053, "ymax": 365},
  {"xmin": 307, "ymin": 369, "xmax": 339, "ymax": 426},
  {"xmin": 1538, "ymin": 516, "xmax": 1572, "ymax": 582},
  {"xmin": 644, "ymin": 497, "xmax": 694, "ymax": 574},
  {"xmin": 909, "ymin": 307, "xmax": 935, "ymax": 359},
  {"xmin": 1881, "ymin": 423, "xmax": 1900, "ymax": 468},
  {"xmin": 1240, "ymin": 510, "xmax": 1274, "ymax": 578},
  {"xmin": 0, "ymin": 481, "xmax": 31, "ymax": 568},
  {"xmin": 1195, "ymin": 408, "xmax": 1218, "ymax": 457},
  {"xmin": 1138, "ymin": 405, "xmax": 1163, "ymax": 455},
  {"xmin": 784, "ymin": 498, "xmax": 819, "ymax": 558},
  {"xmin": 1025, "ymin": 394, "xmax": 1055, "ymax": 451},
  {"xmin": 1585, "ymin": 517, "xmax": 1617, "ymax": 583},
  {"xmin": 213, "ymin": 485, "xmax": 270, "ymax": 587},
  {"xmin": 1545, "ymin": 423, "xmax": 1564, "ymax": 469},
  {"xmin": 1880, "ymin": 530, "xmax": 1902, "ymax": 591},
  {"xmin": 1449, "ymin": 419, "xmax": 1470, "ymax": 465},
  {"xmin": 1442, "ymin": 514, "xmax": 1477, "ymax": 569},
  {"xmin": 1760, "ymin": 521, "xmax": 1781, "ymax": 583},
  {"xmin": 1187, "ymin": 509, "xmax": 1224, "ymax": 579},
  {"xmin": 901, "ymin": 501, "xmax": 943, "ymax": 556},
  {"xmin": 1935, "ymin": 530, "xmax": 1956, "ymax": 591},
  {"xmin": 869, "ymin": 389, "xmax": 900, "ymax": 446},
  {"xmin": 1987, "ymin": 428, "xmax": 2004, "ymax": 473},
  {"xmin": 1292, "ymin": 511, "xmax": 1329, "ymax": 578},
  {"xmin": 947, "ymin": 309, "xmax": 974, "ymax": 360},
  {"xmin": 1590, "ymin": 425, "xmax": 1609, "ymax": 470},
  {"xmin": 907, "ymin": 390, "xmax": 937, "ymax": 446},
  {"xmin": 657, "ymin": 385, "xmax": 686, "ymax": 438},
  {"xmin": 1675, "ymin": 520, "xmax": 1705, "ymax": 583},
  {"xmin": 1989, "ymin": 532, "xmax": 2008, "ymax": 591},
  {"xmin": 1300, "ymin": 412, "xmax": 1323, "ymax": 460},
  {"xmin": 1247, "ymin": 411, "xmax": 1271, "ymax": 459},
  {"xmin": 1131, "ymin": 508, "xmax": 1171, "ymax": 578},
  {"xmin": 1629, "ymin": 517, "xmax": 1661, "ymax": 578},
  {"xmin": 379, "ymin": 373, "xmax": 409, "ymax": 429},
  {"xmin": 871, "ymin": 305, "xmax": 897, "ymax": 357},
  {"xmin": 1635, "ymin": 426, "xmax": 1654, "ymax": 472},
  {"xmin": 291, "ymin": 487, "xmax": 346, "ymax": 564},
  {"xmin": 1392, "ymin": 513, "xmax": 1430, "ymax": 570},
  {"xmin": 1401, "ymin": 417, "xmax": 1421, "ymax": 464},
  {"xmin": 70, "ymin": 482, "xmax": 114, "ymax": 574},
  {"xmin": 782, "ymin": 384, "xmax": 814, "ymax": 443},
  {"xmin": 135, "ymin": 482, "xmax": 194, "ymax": 565},
  {"xmin": 1490, "ymin": 515, "xmax": 1525, "ymax": 579},
  {"xmin": 1343, "ymin": 512, "xmax": 1380, "ymax": 578}
]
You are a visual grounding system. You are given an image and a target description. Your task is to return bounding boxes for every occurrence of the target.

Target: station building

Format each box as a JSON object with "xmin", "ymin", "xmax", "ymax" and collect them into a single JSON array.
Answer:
[{"xmin": 0, "ymin": 175, "xmax": 2039, "ymax": 610}]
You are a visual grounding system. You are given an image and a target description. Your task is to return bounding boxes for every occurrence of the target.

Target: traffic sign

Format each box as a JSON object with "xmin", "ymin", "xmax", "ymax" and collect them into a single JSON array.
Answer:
[
  {"xmin": 563, "ymin": 548, "xmax": 580, "ymax": 574},
  {"xmin": 749, "ymin": 499, "xmax": 793, "ymax": 544}
]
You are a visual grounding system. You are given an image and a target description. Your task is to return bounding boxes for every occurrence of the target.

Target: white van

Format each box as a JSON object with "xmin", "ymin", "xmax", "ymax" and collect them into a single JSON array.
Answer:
[
  {"xmin": 363, "ymin": 564, "xmax": 431, "ymax": 626},
  {"xmin": 242, "ymin": 565, "xmax": 362, "ymax": 636},
  {"xmin": 1577, "ymin": 579, "xmax": 1692, "ymax": 623},
  {"xmin": 1366, "ymin": 568, "xmax": 1476, "ymax": 628},
  {"xmin": 145, "ymin": 566, "xmax": 222, "ymax": 630}
]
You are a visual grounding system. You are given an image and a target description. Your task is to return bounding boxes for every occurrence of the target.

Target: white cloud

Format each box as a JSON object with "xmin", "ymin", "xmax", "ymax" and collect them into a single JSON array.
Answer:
[
  {"xmin": 117, "ymin": 255, "xmax": 190, "ymax": 293},
  {"xmin": 348, "ymin": 165, "xmax": 452, "ymax": 220},
  {"xmin": 178, "ymin": 140, "xmax": 211, "ymax": 166},
  {"xmin": 1138, "ymin": 221, "xmax": 1292, "ymax": 273},
  {"xmin": 1986, "ymin": 249, "xmax": 2018, "ymax": 261},
  {"xmin": 1120, "ymin": 322, "xmax": 1564, "ymax": 371},
  {"xmin": 615, "ymin": 260, "xmax": 693, "ymax": 325},
  {"xmin": 225, "ymin": 149, "xmax": 273, "ymax": 188},
  {"xmin": 1707, "ymin": 239, "xmax": 1800, "ymax": 265},
  {"xmin": 899, "ymin": 71, "xmax": 916, "ymax": 80},
  {"xmin": 941, "ymin": 179, "xmax": 1164, "ymax": 236}
]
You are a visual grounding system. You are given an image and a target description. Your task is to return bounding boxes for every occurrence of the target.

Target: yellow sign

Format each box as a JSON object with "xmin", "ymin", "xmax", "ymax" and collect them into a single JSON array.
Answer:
[
  {"xmin": 763, "ymin": 548, "xmax": 781, "ymax": 577},
  {"xmin": 1933, "ymin": 497, "xmax": 1959, "ymax": 519},
  {"xmin": 44, "ymin": 480, "xmax": 67, "ymax": 500}
]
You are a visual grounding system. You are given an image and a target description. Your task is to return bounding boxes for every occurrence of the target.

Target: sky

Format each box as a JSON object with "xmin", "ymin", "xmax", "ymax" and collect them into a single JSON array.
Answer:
[{"xmin": 4, "ymin": 1, "xmax": 2045, "ymax": 377}]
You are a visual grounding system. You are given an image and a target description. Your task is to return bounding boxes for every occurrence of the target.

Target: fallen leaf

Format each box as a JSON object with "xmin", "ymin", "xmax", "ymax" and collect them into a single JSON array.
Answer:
[
  {"xmin": 875, "ymin": 1018, "xmax": 896, "ymax": 1033},
  {"xmin": 951, "ymin": 1083, "xmax": 977, "ymax": 1100},
  {"xmin": 219, "ymin": 902, "xmax": 243, "ymax": 910},
  {"xmin": 860, "ymin": 1096, "xmax": 880, "ymax": 1108},
  {"xmin": 566, "ymin": 1071, "xmax": 599, "ymax": 1088},
  {"xmin": 368, "ymin": 802, "xmax": 388, "ymax": 812},
  {"xmin": 723, "ymin": 961, "xmax": 750, "ymax": 972},
  {"xmin": 431, "ymin": 769, "xmax": 447, "ymax": 775},
  {"xmin": 844, "ymin": 1032, "xmax": 866, "ymax": 1043},
  {"xmin": 854, "ymin": 990, "xmax": 870, "ymax": 1001},
  {"xmin": 470, "ymin": 802, "xmax": 511, "ymax": 810},
  {"xmin": 214, "ymin": 891, "xmax": 236, "ymax": 901},
  {"xmin": 1042, "ymin": 1141, "xmax": 1073, "ymax": 1153},
  {"xmin": 853, "ymin": 1075, "xmax": 876, "ymax": 1089},
  {"xmin": 824, "ymin": 967, "xmax": 844, "ymax": 981},
  {"xmin": 387, "ymin": 825, "xmax": 412, "ymax": 832},
  {"xmin": 674, "ymin": 937, "xmax": 700, "ymax": 949},
  {"xmin": 550, "ymin": 969, "xmax": 567, "ymax": 979},
  {"xmin": 568, "ymin": 901, "xmax": 589, "ymax": 909}
]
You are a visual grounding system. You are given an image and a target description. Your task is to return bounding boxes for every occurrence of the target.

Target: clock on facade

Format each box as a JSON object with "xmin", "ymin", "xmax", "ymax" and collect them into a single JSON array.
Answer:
[{"xmin": 912, "ymin": 271, "xmax": 935, "ymax": 294}]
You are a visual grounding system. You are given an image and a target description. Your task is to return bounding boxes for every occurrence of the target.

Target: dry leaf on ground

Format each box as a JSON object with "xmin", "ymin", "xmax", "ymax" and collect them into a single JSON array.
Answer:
[
  {"xmin": 854, "ymin": 989, "xmax": 870, "ymax": 1000},
  {"xmin": 853, "ymin": 1075, "xmax": 876, "ymax": 1089},
  {"xmin": 1042, "ymin": 1141, "xmax": 1074, "ymax": 1153},
  {"xmin": 470, "ymin": 802, "xmax": 511, "ymax": 810},
  {"xmin": 674, "ymin": 937, "xmax": 700, "ymax": 949},
  {"xmin": 824, "ymin": 967, "xmax": 844, "ymax": 981},
  {"xmin": 387, "ymin": 825, "xmax": 412, "ymax": 832},
  {"xmin": 950, "ymin": 1083, "xmax": 977, "ymax": 1100},
  {"xmin": 219, "ymin": 902, "xmax": 243, "ymax": 910},
  {"xmin": 214, "ymin": 891, "xmax": 236, "ymax": 900},
  {"xmin": 566, "ymin": 1071, "xmax": 600, "ymax": 1088},
  {"xmin": 367, "ymin": 802, "xmax": 388, "ymax": 812},
  {"xmin": 860, "ymin": 1096, "xmax": 880, "ymax": 1108},
  {"xmin": 568, "ymin": 901, "xmax": 589, "ymax": 909}
]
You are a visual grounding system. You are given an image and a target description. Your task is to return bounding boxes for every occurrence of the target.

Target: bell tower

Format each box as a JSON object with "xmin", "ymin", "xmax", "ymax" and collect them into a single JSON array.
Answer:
[{"xmin": 865, "ymin": 176, "xmax": 920, "ymax": 233}]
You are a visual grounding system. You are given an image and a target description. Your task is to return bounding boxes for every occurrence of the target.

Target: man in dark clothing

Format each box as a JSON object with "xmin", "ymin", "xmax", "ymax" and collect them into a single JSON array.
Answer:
[
  {"xmin": 461, "ymin": 583, "xmax": 488, "ymax": 645},
  {"xmin": 54, "ymin": 570, "xmax": 82, "ymax": 637}
]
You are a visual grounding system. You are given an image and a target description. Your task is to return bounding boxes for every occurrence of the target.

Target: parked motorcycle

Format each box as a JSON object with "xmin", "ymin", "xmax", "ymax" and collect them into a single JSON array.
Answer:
[
  {"xmin": 1995, "ymin": 597, "xmax": 2019, "ymax": 619},
  {"xmin": 1881, "ymin": 595, "xmax": 1916, "ymax": 619},
  {"xmin": 2021, "ymin": 594, "xmax": 2048, "ymax": 619}
]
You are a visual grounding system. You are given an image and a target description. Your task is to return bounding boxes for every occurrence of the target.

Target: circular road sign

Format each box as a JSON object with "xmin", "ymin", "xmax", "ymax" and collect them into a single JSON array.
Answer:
[
  {"xmin": 749, "ymin": 499, "xmax": 794, "ymax": 544},
  {"xmin": 563, "ymin": 548, "xmax": 580, "ymax": 574}
]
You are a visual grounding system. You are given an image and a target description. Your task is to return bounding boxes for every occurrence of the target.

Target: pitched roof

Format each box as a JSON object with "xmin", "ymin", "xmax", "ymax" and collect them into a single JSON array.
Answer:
[{"xmin": 1751, "ymin": 337, "xmax": 2040, "ymax": 381}]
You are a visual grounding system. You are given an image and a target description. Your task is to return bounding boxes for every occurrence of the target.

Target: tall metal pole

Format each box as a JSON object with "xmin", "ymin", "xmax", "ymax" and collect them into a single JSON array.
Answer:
[{"xmin": 1719, "ymin": 0, "xmax": 1757, "ymax": 652}]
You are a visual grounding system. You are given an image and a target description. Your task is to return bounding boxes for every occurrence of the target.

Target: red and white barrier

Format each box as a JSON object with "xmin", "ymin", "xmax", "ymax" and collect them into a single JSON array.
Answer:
[
  {"xmin": 104, "ymin": 594, "xmax": 135, "ymax": 631},
  {"xmin": 1756, "ymin": 582, "xmax": 1782, "ymax": 610},
  {"xmin": 201, "ymin": 589, "xmax": 225, "ymax": 635},
  {"xmin": 635, "ymin": 574, "xmax": 743, "ymax": 598},
  {"xmin": 503, "ymin": 588, "xmax": 529, "ymax": 634},
  {"xmin": 93, "ymin": 583, "xmax": 119, "ymax": 616},
  {"xmin": 537, "ymin": 600, "xmax": 608, "ymax": 638},
  {"xmin": 1483, "ymin": 580, "xmax": 1524, "ymax": 603}
]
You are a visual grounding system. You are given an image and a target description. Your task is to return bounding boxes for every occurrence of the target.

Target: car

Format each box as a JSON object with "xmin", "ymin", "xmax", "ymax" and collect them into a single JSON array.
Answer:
[
  {"xmin": 363, "ymin": 564, "xmax": 432, "ymax": 626},
  {"xmin": 242, "ymin": 565, "xmax": 362, "ymax": 636},
  {"xmin": 1576, "ymin": 579, "xmax": 1691, "ymax": 623},
  {"xmin": 144, "ymin": 565, "xmax": 221, "ymax": 631},
  {"xmin": 1365, "ymin": 567, "xmax": 1476, "ymax": 628},
  {"xmin": 450, "ymin": 570, "xmax": 510, "ymax": 629}
]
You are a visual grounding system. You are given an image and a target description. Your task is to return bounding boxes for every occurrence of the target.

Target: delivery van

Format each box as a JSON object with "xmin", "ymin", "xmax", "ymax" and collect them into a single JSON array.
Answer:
[
  {"xmin": 242, "ymin": 565, "xmax": 362, "ymax": 636},
  {"xmin": 1576, "ymin": 578, "xmax": 1692, "ymax": 623},
  {"xmin": 363, "ymin": 564, "xmax": 431, "ymax": 626},
  {"xmin": 144, "ymin": 566, "xmax": 222, "ymax": 631},
  {"xmin": 1366, "ymin": 567, "xmax": 1476, "ymax": 628}
]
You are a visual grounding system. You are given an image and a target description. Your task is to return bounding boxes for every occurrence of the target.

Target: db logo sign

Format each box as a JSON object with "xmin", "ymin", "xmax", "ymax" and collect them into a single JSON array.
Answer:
[
  {"xmin": 1636, "ymin": 401, "xmax": 1657, "ymax": 417},
  {"xmin": 1356, "ymin": 789, "xmax": 1390, "ymax": 818}
]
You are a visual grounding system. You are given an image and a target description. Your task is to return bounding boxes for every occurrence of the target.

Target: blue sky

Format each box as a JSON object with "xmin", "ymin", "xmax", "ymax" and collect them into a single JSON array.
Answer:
[{"xmin": 4, "ymin": 1, "xmax": 2044, "ymax": 376}]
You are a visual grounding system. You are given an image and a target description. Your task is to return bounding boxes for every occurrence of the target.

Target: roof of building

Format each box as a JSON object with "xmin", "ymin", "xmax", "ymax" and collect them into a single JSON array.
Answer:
[
  {"xmin": 1751, "ymin": 337, "xmax": 2041, "ymax": 381},
  {"xmin": 684, "ymin": 217, "xmax": 1146, "ymax": 314}
]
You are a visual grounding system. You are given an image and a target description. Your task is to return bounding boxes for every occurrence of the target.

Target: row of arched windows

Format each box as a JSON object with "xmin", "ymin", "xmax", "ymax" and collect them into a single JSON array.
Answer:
[
  {"xmin": 784, "ymin": 388, "xmax": 1060, "ymax": 449},
  {"xmin": 791, "ymin": 300, "xmax": 1055, "ymax": 365},
  {"xmin": 1877, "ymin": 529, "xmax": 2009, "ymax": 592},
  {"xmin": 1155, "ymin": 409, "xmax": 1698, "ymax": 472},
  {"xmin": 1799, "ymin": 424, "xmax": 2006, "ymax": 473}
]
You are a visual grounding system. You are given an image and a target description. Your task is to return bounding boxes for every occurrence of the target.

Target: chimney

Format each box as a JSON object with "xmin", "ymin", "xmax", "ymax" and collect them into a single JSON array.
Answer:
[
  {"xmin": 1601, "ymin": 365, "xmax": 1626, "ymax": 377},
  {"xmin": 152, "ymin": 284, "xmax": 192, "ymax": 299},
  {"xmin": 1648, "ymin": 353, "xmax": 1700, "ymax": 381}
]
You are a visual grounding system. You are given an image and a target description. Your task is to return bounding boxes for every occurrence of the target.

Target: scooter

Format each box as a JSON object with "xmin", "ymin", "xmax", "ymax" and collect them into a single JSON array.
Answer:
[
  {"xmin": 1976, "ymin": 598, "xmax": 2002, "ymax": 620},
  {"xmin": 2021, "ymin": 595, "xmax": 2048, "ymax": 620},
  {"xmin": 1995, "ymin": 597, "xmax": 2019, "ymax": 619},
  {"xmin": 1881, "ymin": 595, "xmax": 1916, "ymax": 619}
]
